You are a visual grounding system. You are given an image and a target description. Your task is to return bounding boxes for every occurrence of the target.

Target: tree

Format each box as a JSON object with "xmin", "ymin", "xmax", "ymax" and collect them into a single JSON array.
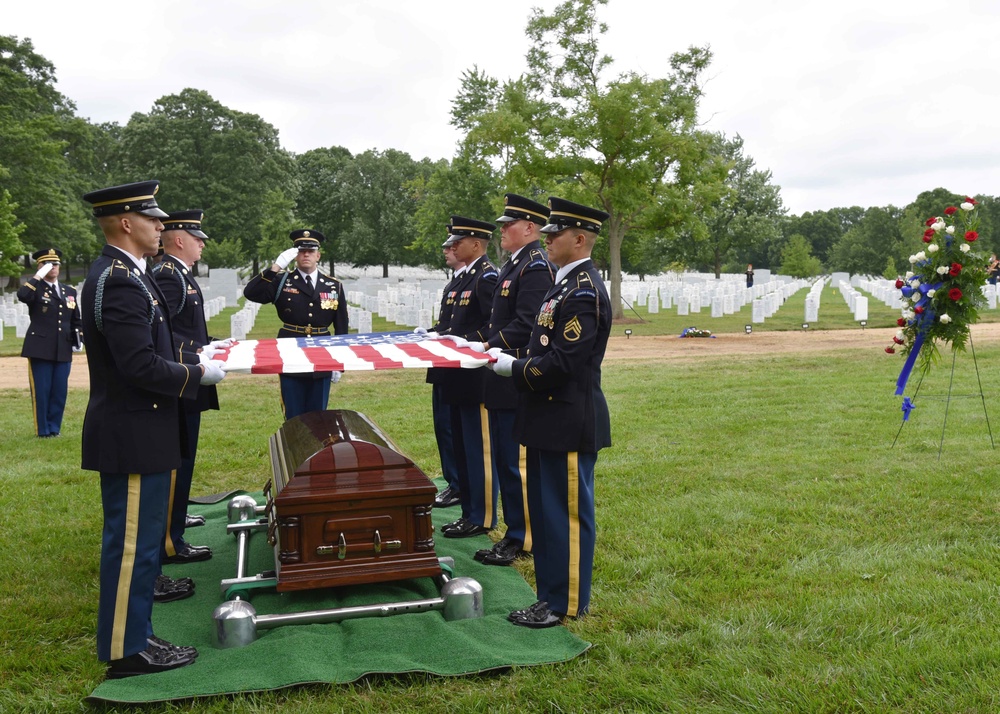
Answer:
[
  {"xmin": 0, "ymin": 181, "xmax": 27, "ymax": 290},
  {"xmin": 454, "ymin": 0, "xmax": 715, "ymax": 319},
  {"xmin": 781, "ymin": 210, "xmax": 843, "ymax": 267},
  {"xmin": 410, "ymin": 155, "xmax": 500, "ymax": 268},
  {"xmin": 690, "ymin": 133, "xmax": 784, "ymax": 277},
  {"xmin": 0, "ymin": 36, "xmax": 95, "ymax": 269},
  {"xmin": 828, "ymin": 206, "xmax": 905, "ymax": 275},
  {"xmin": 114, "ymin": 88, "xmax": 298, "ymax": 271},
  {"xmin": 778, "ymin": 234, "xmax": 822, "ymax": 278},
  {"xmin": 295, "ymin": 146, "xmax": 354, "ymax": 274},
  {"xmin": 336, "ymin": 149, "xmax": 431, "ymax": 277}
]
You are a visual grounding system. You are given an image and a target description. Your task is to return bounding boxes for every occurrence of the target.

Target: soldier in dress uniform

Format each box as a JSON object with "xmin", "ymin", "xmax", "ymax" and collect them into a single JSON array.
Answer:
[
  {"xmin": 80, "ymin": 180, "xmax": 227, "ymax": 678},
  {"xmin": 154, "ymin": 210, "xmax": 225, "ymax": 568},
  {"xmin": 16, "ymin": 248, "xmax": 82, "ymax": 437},
  {"xmin": 488, "ymin": 197, "xmax": 612, "ymax": 628},
  {"xmin": 469, "ymin": 194, "xmax": 554, "ymax": 566},
  {"xmin": 421, "ymin": 228, "xmax": 467, "ymax": 509},
  {"xmin": 437, "ymin": 217, "xmax": 500, "ymax": 539},
  {"xmin": 243, "ymin": 229, "xmax": 349, "ymax": 420}
]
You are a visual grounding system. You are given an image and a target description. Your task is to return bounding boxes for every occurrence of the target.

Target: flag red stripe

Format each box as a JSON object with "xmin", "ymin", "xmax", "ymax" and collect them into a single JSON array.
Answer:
[
  {"xmin": 301, "ymin": 346, "xmax": 345, "ymax": 372},
  {"xmin": 349, "ymin": 344, "xmax": 405, "ymax": 369},
  {"xmin": 395, "ymin": 342, "xmax": 462, "ymax": 368},
  {"xmin": 252, "ymin": 339, "xmax": 285, "ymax": 374}
]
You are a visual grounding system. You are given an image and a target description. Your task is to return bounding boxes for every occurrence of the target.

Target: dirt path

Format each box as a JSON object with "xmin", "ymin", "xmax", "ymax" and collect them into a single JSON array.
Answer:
[{"xmin": 5, "ymin": 324, "xmax": 1000, "ymax": 390}]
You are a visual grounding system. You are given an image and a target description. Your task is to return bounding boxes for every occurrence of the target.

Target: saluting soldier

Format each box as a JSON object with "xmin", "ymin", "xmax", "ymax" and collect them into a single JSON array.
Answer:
[
  {"xmin": 154, "ymin": 210, "xmax": 225, "ymax": 569},
  {"xmin": 420, "ymin": 228, "xmax": 467, "ymax": 509},
  {"xmin": 437, "ymin": 216, "xmax": 500, "ymax": 539},
  {"xmin": 80, "ymin": 180, "xmax": 227, "ymax": 677},
  {"xmin": 489, "ymin": 197, "xmax": 612, "ymax": 628},
  {"xmin": 17, "ymin": 248, "xmax": 82, "ymax": 438},
  {"xmin": 243, "ymin": 229, "xmax": 349, "ymax": 420},
  {"xmin": 469, "ymin": 194, "xmax": 554, "ymax": 566}
]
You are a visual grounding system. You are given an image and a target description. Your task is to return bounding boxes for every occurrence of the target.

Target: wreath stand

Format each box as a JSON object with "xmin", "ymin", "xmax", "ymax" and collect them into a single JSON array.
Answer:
[{"xmin": 892, "ymin": 331, "xmax": 995, "ymax": 459}]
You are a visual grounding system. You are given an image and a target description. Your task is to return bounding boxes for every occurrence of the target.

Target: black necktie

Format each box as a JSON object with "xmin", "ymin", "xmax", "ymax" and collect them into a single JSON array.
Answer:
[{"xmin": 305, "ymin": 274, "xmax": 313, "ymax": 293}]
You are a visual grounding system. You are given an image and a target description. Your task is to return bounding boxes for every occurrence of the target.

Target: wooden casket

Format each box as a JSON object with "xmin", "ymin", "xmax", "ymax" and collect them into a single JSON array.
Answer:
[{"xmin": 264, "ymin": 410, "xmax": 441, "ymax": 592}]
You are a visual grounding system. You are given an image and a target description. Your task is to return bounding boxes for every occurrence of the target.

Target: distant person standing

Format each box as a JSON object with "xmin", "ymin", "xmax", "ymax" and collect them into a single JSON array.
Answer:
[
  {"xmin": 987, "ymin": 254, "xmax": 999, "ymax": 285},
  {"xmin": 243, "ymin": 230, "xmax": 349, "ymax": 420},
  {"xmin": 745, "ymin": 263, "xmax": 754, "ymax": 288},
  {"xmin": 17, "ymin": 248, "xmax": 82, "ymax": 438},
  {"xmin": 489, "ymin": 197, "xmax": 612, "ymax": 628}
]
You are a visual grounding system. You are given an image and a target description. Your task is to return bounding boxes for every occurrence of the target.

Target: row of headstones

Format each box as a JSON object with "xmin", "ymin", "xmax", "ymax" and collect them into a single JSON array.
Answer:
[
  {"xmin": 833, "ymin": 278, "xmax": 869, "ymax": 321},
  {"xmin": 225, "ymin": 298, "xmax": 382, "ymax": 340},
  {"xmin": 803, "ymin": 279, "xmax": 825, "ymax": 323},
  {"xmin": 344, "ymin": 279, "xmax": 446, "ymax": 330}
]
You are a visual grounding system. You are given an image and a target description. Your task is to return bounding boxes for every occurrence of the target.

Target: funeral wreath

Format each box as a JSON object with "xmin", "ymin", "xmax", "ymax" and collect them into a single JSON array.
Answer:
[{"xmin": 885, "ymin": 197, "xmax": 985, "ymax": 366}]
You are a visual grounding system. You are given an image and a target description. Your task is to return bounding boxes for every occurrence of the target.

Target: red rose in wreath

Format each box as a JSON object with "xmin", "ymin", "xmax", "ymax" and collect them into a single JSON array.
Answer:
[
  {"xmin": 949, "ymin": 263, "xmax": 962, "ymax": 276},
  {"xmin": 949, "ymin": 287, "xmax": 963, "ymax": 301}
]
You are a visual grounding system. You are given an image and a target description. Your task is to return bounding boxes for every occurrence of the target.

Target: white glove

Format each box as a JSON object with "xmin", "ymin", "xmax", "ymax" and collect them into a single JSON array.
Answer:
[
  {"xmin": 442, "ymin": 335, "xmax": 470, "ymax": 349},
  {"xmin": 423, "ymin": 331, "xmax": 439, "ymax": 340},
  {"xmin": 201, "ymin": 346, "xmax": 224, "ymax": 359},
  {"xmin": 413, "ymin": 327, "xmax": 428, "ymax": 335},
  {"xmin": 72, "ymin": 345, "xmax": 82, "ymax": 353},
  {"xmin": 487, "ymin": 348, "xmax": 514, "ymax": 377},
  {"xmin": 34, "ymin": 262, "xmax": 54, "ymax": 280},
  {"xmin": 208, "ymin": 337, "xmax": 236, "ymax": 349},
  {"xmin": 330, "ymin": 371, "xmax": 342, "ymax": 384},
  {"xmin": 274, "ymin": 247, "xmax": 299, "ymax": 270},
  {"xmin": 467, "ymin": 342, "xmax": 487, "ymax": 353},
  {"xmin": 199, "ymin": 359, "xmax": 227, "ymax": 385}
]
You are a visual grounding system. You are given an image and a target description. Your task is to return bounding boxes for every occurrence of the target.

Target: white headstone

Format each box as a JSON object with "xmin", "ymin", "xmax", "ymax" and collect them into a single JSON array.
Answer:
[
  {"xmin": 752, "ymin": 300, "xmax": 765, "ymax": 324},
  {"xmin": 853, "ymin": 295, "xmax": 869, "ymax": 321},
  {"xmin": 676, "ymin": 296, "xmax": 689, "ymax": 316}
]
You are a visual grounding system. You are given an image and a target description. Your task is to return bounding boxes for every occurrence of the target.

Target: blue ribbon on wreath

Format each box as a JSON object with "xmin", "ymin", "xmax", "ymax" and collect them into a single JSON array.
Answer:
[
  {"xmin": 894, "ymin": 279, "xmax": 942, "ymax": 397},
  {"xmin": 900, "ymin": 397, "xmax": 916, "ymax": 421}
]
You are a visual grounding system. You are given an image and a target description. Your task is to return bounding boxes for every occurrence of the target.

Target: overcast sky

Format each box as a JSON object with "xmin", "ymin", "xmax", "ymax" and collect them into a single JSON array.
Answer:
[{"xmin": 7, "ymin": 0, "xmax": 1000, "ymax": 215}]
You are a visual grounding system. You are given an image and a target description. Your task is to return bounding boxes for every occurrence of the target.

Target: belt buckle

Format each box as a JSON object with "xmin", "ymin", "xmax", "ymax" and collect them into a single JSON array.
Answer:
[{"xmin": 305, "ymin": 326, "xmax": 312, "ymax": 336}]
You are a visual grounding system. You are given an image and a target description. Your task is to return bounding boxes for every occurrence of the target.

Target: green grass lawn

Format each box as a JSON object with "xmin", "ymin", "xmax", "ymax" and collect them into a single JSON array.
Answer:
[{"xmin": 3, "ymin": 325, "xmax": 1000, "ymax": 711}]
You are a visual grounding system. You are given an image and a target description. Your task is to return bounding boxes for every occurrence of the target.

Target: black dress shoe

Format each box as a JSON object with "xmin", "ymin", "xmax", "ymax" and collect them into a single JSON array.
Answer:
[
  {"xmin": 442, "ymin": 519, "xmax": 491, "ymax": 538},
  {"xmin": 475, "ymin": 537, "xmax": 512, "ymax": 562},
  {"xmin": 509, "ymin": 601, "xmax": 565, "ymax": 628},
  {"xmin": 440, "ymin": 517, "xmax": 467, "ymax": 534},
  {"xmin": 106, "ymin": 644, "xmax": 196, "ymax": 679},
  {"xmin": 185, "ymin": 514, "xmax": 206, "ymax": 528},
  {"xmin": 153, "ymin": 575, "xmax": 195, "ymax": 603},
  {"xmin": 507, "ymin": 600, "xmax": 548, "ymax": 622},
  {"xmin": 164, "ymin": 543, "xmax": 212, "ymax": 564},
  {"xmin": 433, "ymin": 487, "xmax": 461, "ymax": 508},
  {"xmin": 482, "ymin": 539, "xmax": 528, "ymax": 566},
  {"xmin": 148, "ymin": 635, "xmax": 198, "ymax": 659}
]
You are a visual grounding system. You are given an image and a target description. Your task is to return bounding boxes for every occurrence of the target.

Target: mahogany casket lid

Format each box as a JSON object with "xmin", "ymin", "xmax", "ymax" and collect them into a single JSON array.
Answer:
[{"xmin": 270, "ymin": 410, "xmax": 435, "ymax": 505}]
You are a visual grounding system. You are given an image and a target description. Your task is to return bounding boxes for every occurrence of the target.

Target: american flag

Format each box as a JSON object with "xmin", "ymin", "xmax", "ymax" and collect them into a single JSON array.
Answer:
[{"xmin": 217, "ymin": 331, "xmax": 492, "ymax": 375}]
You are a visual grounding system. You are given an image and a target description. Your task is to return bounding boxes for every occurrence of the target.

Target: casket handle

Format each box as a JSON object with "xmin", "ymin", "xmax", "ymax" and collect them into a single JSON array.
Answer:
[
  {"xmin": 373, "ymin": 530, "xmax": 401, "ymax": 553},
  {"xmin": 338, "ymin": 532, "xmax": 347, "ymax": 559}
]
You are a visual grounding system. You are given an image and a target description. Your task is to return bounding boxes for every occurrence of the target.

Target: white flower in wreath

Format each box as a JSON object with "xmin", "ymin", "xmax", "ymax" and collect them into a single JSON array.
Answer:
[
  {"xmin": 910, "ymin": 278, "xmax": 921, "ymax": 287},
  {"xmin": 927, "ymin": 244, "xmax": 939, "ymax": 253},
  {"xmin": 909, "ymin": 255, "xmax": 919, "ymax": 264},
  {"xmin": 896, "ymin": 330, "xmax": 905, "ymax": 340},
  {"xmin": 932, "ymin": 220, "xmax": 946, "ymax": 231},
  {"xmin": 961, "ymin": 202, "xmax": 976, "ymax": 211},
  {"xmin": 960, "ymin": 243, "xmax": 971, "ymax": 253},
  {"xmin": 915, "ymin": 251, "xmax": 927, "ymax": 262},
  {"xmin": 939, "ymin": 313, "xmax": 953, "ymax": 324},
  {"xmin": 905, "ymin": 271, "xmax": 914, "ymax": 279},
  {"xmin": 911, "ymin": 293, "xmax": 921, "ymax": 302},
  {"xmin": 927, "ymin": 289, "xmax": 936, "ymax": 297},
  {"xmin": 937, "ymin": 266, "xmax": 950, "ymax": 275},
  {"xmin": 946, "ymin": 226, "xmax": 955, "ymax": 235}
]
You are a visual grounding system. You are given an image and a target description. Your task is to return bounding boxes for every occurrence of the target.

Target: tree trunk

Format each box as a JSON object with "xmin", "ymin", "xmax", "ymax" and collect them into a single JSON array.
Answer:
[
  {"xmin": 608, "ymin": 215, "xmax": 625, "ymax": 320},
  {"xmin": 328, "ymin": 257, "xmax": 336, "ymax": 277},
  {"xmin": 713, "ymin": 246, "xmax": 723, "ymax": 279},
  {"xmin": 382, "ymin": 261, "xmax": 389, "ymax": 278}
]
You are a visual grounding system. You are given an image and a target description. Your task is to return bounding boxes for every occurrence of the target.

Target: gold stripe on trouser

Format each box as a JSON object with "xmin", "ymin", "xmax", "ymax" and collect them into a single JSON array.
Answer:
[
  {"xmin": 479, "ymin": 404, "xmax": 493, "ymax": 528},
  {"xmin": 519, "ymin": 445, "xmax": 532, "ymax": 551},
  {"xmin": 566, "ymin": 452, "xmax": 581, "ymax": 617},
  {"xmin": 111, "ymin": 474, "xmax": 142, "ymax": 660},
  {"xmin": 27, "ymin": 359, "xmax": 39, "ymax": 435},
  {"xmin": 164, "ymin": 469, "xmax": 178, "ymax": 556}
]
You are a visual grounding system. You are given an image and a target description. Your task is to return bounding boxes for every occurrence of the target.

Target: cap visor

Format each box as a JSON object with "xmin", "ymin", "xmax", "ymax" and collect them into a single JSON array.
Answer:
[
  {"xmin": 539, "ymin": 223, "xmax": 562, "ymax": 233},
  {"xmin": 495, "ymin": 215, "xmax": 516, "ymax": 223},
  {"xmin": 190, "ymin": 229, "xmax": 209, "ymax": 240},
  {"xmin": 138, "ymin": 207, "xmax": 169, "ymax": 218}
]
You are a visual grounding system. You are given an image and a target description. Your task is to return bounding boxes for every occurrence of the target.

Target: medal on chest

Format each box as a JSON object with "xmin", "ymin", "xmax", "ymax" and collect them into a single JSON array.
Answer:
[
  {"xmin": 500, "ymin": 279, "xmax": 512, "ymax": 297},
  {"xmin": 319, "ymin": 292, "xmax": 339, "ymax": 310}
]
